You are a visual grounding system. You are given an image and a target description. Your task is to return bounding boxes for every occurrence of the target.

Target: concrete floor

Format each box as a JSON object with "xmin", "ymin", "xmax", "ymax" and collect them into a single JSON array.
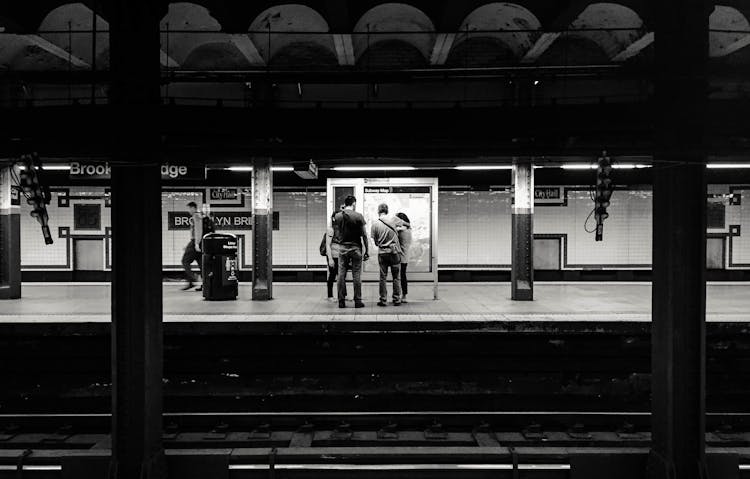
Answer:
[{"xmin": 0, "ymin": 282, "xmax": 748, "ymax": 322}]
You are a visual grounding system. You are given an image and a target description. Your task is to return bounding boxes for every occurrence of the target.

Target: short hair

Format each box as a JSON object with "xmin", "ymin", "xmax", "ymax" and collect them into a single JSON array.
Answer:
[
  {"xmin": 344, "ymin": 195, "xmax": 356, "ymax": 207},
  {"xmin": 378, "ymin": 203, "xmax": 389, "ymax": 215},
  {"xmin": 396, "ymin": 212, "xmax": 410, "ymax": 223},
  {"xmin": 187, "ymin": 201, "xmax": 198, "ymax": 209}
]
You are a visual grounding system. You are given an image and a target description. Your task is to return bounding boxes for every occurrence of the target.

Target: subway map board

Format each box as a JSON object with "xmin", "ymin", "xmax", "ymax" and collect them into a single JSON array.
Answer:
[{"xmin": 363, "ymin": 186, "xmax": 432, "ymax": 273}]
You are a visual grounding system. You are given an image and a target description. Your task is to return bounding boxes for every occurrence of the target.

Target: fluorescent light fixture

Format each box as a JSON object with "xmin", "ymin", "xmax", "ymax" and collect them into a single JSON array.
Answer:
[
  {"xmin": 224, "ymin": 166, "xmax": 294, "ymax": 172},
  {"xmin": 612, "ymin": 164, "xmax": 650, "ymax": 169},
  {"xmin": 454, "ymin": 165, "xmax": 513, "ymax": 170},
  {"xmin": 228, "ymin": 464, "xmax": 570, "ymax": 471},
  {"xmin": 41, "ymin": 164, "xmax": 72, "ymax": 171},
  {"xmin": 332, "ymin": 166, "xmax": 416, "ymax": 171},
  {"xmin": 561, "ymin": 163, "xmax": 596, "ymax": 170},
  {"xmin": 707, "ymin": 163, "xmax": 750, "ymax": 169}
]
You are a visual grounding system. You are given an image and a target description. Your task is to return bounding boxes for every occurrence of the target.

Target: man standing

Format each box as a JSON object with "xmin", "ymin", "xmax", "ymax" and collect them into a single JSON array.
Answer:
[
  {"xmin": 334, "ymin": 196, "xmax": 367, "ymax": 308},
  {"xmin": 181, "ymin": 201, "xmax": 204, "ymax": 291},
  {"xmin": 370, "ymin": 203, "xmax": 402, "ymax": 307}
]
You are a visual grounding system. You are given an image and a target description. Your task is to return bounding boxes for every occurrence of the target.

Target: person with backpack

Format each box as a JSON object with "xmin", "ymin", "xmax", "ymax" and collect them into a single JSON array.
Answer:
[
  {"xmin": 395, "ymin": 212, "xmax": 412, "ymax": 303},
  {"xmin": 321, "ymin": 211, "xmax": 347, "ymax": 301},
  {"xmin": 181, "ymin": 201, "xmax": 214, "ymax": 291},
  {"xmin": 370, "ymin": 203, "xmax": 402, "ymax": 306}
]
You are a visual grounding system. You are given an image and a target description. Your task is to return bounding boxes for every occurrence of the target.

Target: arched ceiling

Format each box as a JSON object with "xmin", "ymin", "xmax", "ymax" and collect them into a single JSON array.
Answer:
[
  {"xmin": 352, "ymin": 3, "xmax": 435, "ymax": 64},
  {"xmin": 0, "ymin": 1, "xmax": 748, "ymax": 71},
  {"xmin": 452, "ymin": 3, "xmax": 541, "ymax": 60},
  {"xmin": 248, "ymin": 4, "xmax": 335, "ymax": 66},
  {"xmin": 710, "ymin": 5, "xmax": 750, "ymax": 57},
  {"xmin": 568, "ymin": 3, "xmax": 644, "ymax": 58}
]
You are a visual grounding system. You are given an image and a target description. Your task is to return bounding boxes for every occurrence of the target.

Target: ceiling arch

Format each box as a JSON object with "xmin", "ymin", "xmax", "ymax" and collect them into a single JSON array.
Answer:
[
  {"xmin": 451, "ymin": 3, "xmax": 541, "ymax": 60},
  {"xmin": 353, "ymin": 3, "xmax": 435, "ymax": 63},
  {"xmin": 248, "ymin": 4, "xmax": 335, "ymax": 65},
  {"xmin": 161, "ymin": 2, "xmax": 224, "ymax": 65},
  {"xmin": 38, "ymin": 3, "xmax": 109, "ymax": 67},
  {"xmin": 710, "ymin": 5, "xmax": 750, "ymax": 57},
  {"xmin": 568, "ymin": 2, "xmax": 644, "ymax": 58}
]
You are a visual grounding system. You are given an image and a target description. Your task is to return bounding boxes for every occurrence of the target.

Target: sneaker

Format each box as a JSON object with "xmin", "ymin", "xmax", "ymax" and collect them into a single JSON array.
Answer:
[
  {"xmin": 327, "ymin": 297, "xmax": 337, "ymax": 302},
  {"xmin": 195, "ymin": 286, "xmax": 202, "ymax": 292},
  {"xmin": 181, "ymin": 283, "xmax": 194, "ymax": 291},
  {"xmin": 354, "ymin": 301, "xmax": 365, "ymax": 308},
  {"xmin": 377, "ymin": 301, "xmax": 387, "ymax": 307},
  {"xmin": 393, "ymin": 301, "xmax": 401, "ymax": 306},
  {"xmin": 401, "ymin": 296, "xmax": 408, "ymax": 304},
  {"xmin": 339, "ymin": 301, "xmax": 346, "ymax": 308}
]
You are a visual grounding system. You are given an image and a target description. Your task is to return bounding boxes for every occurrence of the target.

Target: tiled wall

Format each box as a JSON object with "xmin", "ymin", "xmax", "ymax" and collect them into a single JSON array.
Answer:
[{"xmin": 18, "ymin": 184, "xmax": 749, "ymax": 271}]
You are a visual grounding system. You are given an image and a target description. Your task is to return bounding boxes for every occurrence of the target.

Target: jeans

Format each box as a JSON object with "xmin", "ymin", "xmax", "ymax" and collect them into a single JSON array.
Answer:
[
  {"xmin": 400, "ymin": 262, "xmax": 408, "ymax": 296},
  {"xmin": 327, "ymin": 257, "xmax": 347, "ymax": 298},
  {"xmin": 378, "ymin": 253, "xmax": 402, "ymax": 303},
  {"xmin": 181, "ymin": 240, "xmax": 202, "ymax": 283},
  {"xmin": 338, "ymin": 245, "xmax": 362, "ymax": 302}
]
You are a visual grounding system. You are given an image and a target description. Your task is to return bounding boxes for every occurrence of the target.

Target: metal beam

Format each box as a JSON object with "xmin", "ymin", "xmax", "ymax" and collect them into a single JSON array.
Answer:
[
  {"xmin": 252, "ymin": 156, "xmax": 273, "ymax": 300},
  {"xmin": 160, "ymin": 50, "xmax": 179, "ymax": 68},
  {"xmin": 429, "ymin": 33, "xmax": 456, "ymax": 65},
  {"xmin": 0, "ymin": 165, "xmax": 21, "ymax": 300},
  {"xmin": 720, "ymin": 34, "xmax": 750, "ymax": 57},
  {"xmin": 230, "ymin": 34, "xmax": 266, "ymax": 65},
  {"xmin": 521, "ymin": 33, "xmax": 561, "ymax": 64},
  {"xmin": 511, "ymin": 158, "xmax": 534, "ymax": 301},
  {"xmin": 333, "ymin": 34, "xmax": 355, "ymax": 66},
  {"xmin": 26, "ymin": 35, "xmax": 89, "ymax": 68},
  {"xmin": 612, "ymin": 32, "xmax": 654, "ymax": 62}
]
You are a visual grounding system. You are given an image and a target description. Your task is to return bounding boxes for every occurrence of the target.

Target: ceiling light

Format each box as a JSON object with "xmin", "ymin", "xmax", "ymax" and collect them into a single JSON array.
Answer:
[
  {"xmin": 224, "ymin": 166, "xmax": 293, "ymax": 172},
  {"xmin": 561, "ymin": 163, "xmax": 596, "ymax": 170},
  {"xmin": 707, "ymin": 163, "xmax": 750, "ymax": 169},
  {"xmin": 332, "ymin": 166, "xmax": 416, "ymax": 171},
  {"xmin": 40, "ymin": 165, "xmax": 72, "ymax": 170},
  {"xmin": 612, "ymin": 164, "xmax": 650, "ymax": 169},
  {"xmin": 454, "ymin": 165, "xmax": 513, "ymax": 170}
]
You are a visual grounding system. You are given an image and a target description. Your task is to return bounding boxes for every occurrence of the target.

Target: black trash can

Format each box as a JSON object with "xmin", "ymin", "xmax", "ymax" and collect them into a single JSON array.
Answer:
[{"xmin": 201, "ymin": 233, "xmax": 239, "ymax": 301}]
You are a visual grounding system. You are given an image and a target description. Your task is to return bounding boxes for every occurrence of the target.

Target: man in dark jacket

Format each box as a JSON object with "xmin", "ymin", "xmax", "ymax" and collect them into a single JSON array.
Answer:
[{"xmin": 333, "ymin": 196, "xmax": 368, "ymax": 308}]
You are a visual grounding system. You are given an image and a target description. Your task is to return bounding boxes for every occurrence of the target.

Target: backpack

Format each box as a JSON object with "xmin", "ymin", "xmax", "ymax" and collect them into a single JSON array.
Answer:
[
  {"xmin": 202, "ymin": 214, "xmax": 216, "ymax": 234},
  {"xmin": 319, "ymin": 233, "xmax": 328, "ymax": 256}
]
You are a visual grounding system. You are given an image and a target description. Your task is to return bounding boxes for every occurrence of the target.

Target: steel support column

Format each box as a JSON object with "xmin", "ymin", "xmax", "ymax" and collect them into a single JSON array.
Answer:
[
  {"xmin": 0, "ymin": 165, "xmax": 21, "ymax": 299},
  {"xmin": 511, "ymin": 158, "xmax": 534, "ymax": 301},
  {"xmin": 109, "ymin": 1, "xmax": 165, "ymax": 478},
  {"xmin": 649, "ymin": 0, "xmax": 709, "ymax": 477},
  {"xmin": 252, "ymin": 157, "xmax": 273, "ymax": 300}
]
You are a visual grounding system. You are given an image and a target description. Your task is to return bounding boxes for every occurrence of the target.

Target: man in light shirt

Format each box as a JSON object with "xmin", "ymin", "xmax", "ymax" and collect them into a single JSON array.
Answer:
[{"xmin": 370, "ymin": 203, "xmax": 402, "ymax": 306}]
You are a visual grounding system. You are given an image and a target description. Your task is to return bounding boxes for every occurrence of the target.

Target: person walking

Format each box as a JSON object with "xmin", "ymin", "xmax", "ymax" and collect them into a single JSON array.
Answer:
[
  {"xmin": 395, "ymin": 212, "xmax": 413, "ymax": 303},
  {"xmin": 181, "ymin": 201, "xmax": 204, "ymax": 291},
  {"xmin": 334, "ymin": 196, "xmax": 368, "ymax": 308},
  {"xmin": 370, "ymin": 203, "xmax": 402, "ymax": 307}
]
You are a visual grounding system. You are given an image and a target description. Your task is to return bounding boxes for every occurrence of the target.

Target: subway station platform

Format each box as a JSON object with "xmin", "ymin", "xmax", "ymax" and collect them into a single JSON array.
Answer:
[{"xmin": 1, "ymin": 282, "xmax": 749, "ymax": 323}]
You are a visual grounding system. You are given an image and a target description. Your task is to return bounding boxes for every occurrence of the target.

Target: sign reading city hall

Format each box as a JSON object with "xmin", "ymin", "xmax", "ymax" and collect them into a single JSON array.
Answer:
[
  {"xmin": 167, "ymin": 211, "xmax": 280, "ymax": 230},
  {"xmin": 69, "ymin": 162, "xmax": 205, "ymax": 181}
]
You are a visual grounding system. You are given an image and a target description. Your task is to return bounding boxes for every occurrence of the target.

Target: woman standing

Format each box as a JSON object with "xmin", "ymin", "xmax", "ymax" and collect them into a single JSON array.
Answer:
[{"xmin": 395, "ymin": 212, "xmax": 413, "ymax": 303}]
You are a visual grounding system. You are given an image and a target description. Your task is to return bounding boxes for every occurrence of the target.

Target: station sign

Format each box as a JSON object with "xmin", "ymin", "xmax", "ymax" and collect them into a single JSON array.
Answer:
[
  {"xmin": 364, "ymin": 186, "xmax": 431, "ymax": 194},
  {"xmin": 534, "ymin": 187, "xmax": 561, "ymax": 200},
  {"xmin": 69, "ymin": 162, "xmax": 205, "ymax": 181},
  {"xmin": 167, "ymin": 211, "xmax": 279, "ymax": 231}
]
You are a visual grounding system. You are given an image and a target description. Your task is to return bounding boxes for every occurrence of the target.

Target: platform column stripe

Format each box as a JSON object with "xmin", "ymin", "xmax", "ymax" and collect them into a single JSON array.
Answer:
[
  {"xmin": 252, "ymin": 157, "xmax": 273, "ymax": 300},
  {"xmin": 0, "ymin": 166, "xmax": 21, "ymax": 299},
  {"xmin": 512, "ymin": 158, "xmax": 534, "ymax": 301}
]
